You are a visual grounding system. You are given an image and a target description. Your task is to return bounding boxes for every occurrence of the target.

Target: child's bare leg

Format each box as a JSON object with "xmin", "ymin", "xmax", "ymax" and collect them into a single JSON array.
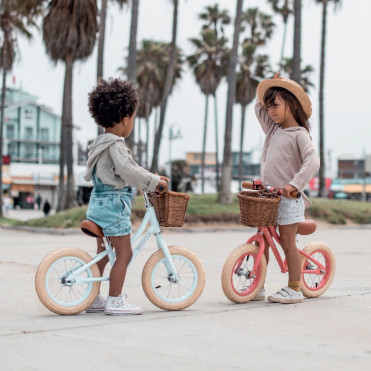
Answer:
[
  {"xmin": 279, "ymin": 223, "xmax": 301, "ymax": 283},
  {"xmin": 108, "ymin": 235, "xmax": 132, "ymax": 297},
  {"xmin": 95, "ymin": 237, "xmax": 109, "ymax": 276}
]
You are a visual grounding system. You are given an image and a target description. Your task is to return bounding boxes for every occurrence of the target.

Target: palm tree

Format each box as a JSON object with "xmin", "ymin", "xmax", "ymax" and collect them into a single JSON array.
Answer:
[
  {"xmin": 218, "ymin": 0, "xmax": 244, "ymax": 204},
  {"xmin": 279, "ymin": 57, "xmax": 314, "ymax": 93},
  {"xmin": 0, "ymin": 0, "xmax": 42, "ymax": 217},
  {"xmin": 96, "ymin": 0, "xmax": 128, "ymax": 136},
  {"xmin": 198, "ymin": 3, "xmax": 231, "ymax": 191},
  {"xmin": 315, "ymin": 0, "xmax": 341, "ymax": 197},
  {"xmin": 151, "ymin": 0, "xmax": 179, "ymax": 173},
  {"xmin": 43, "ymin": 0, "xmax": 97, "ymax": 210},
  {"xmin": 236, "ymin": 43, "xmax": 271, "ymax": 190},
  {"xmin": 267, "ymin": 0, "xmax": 293, "ymax": 68},
  {"xmin": 291, "ymin": 0, "xmax": 301, "ymax": 83},
  {"xmin": 187, "ymin": 29, "xmax": 229, "ymax": 193}
]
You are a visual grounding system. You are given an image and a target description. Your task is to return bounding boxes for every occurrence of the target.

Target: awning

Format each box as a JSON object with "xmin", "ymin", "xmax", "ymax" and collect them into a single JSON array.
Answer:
[
  {"xmin": 343, "ymin": 184, "xmax": 371, "ymax": 193},
  {"xmin": 11, "ymin": 184, "xmax": 35, "ymax": 192}
]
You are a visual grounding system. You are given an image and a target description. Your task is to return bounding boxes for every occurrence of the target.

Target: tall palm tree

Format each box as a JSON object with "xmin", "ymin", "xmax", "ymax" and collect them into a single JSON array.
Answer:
[
  {"xmin": 218, "ymin": 0, "xmax": 244, "ymax": 204},
  {"xmin": 43, "ymin": 0, "xmax": 97, "ymax": 210},
  {"xmin": 187, "ymin": 29, "xmax": 229, "ymax": 193},
  {"xmin": 0, "ymin": 0, "xmax": 42, "ymax": 217},
  {"xmin": 125, "ymin": 0, "xmax": 139, "ymax": 149},
  {"xmin": 236, "ymin": 43, "xmax": 271, "ymax": 190},
  {"xmin": 315, "ymin": 0, "xmax": 341, "ymax": 197},
  {"xmin": 267, "ymin": 0, "xmax": 293, "ymax": 68},
  {"xmin": 198, "ymin": 4, "xmax": 231, "ymax": 191},
  {"xmin": 151, "ymin": 0, "xmax": 179, "ymax": 173},
  {"xmin": 291, "ymin": 0, "xmax": 301, "ymax": 83},
  {"xmin": 96, "ymin": 0, "xmax": 128, "ymax": 136}
]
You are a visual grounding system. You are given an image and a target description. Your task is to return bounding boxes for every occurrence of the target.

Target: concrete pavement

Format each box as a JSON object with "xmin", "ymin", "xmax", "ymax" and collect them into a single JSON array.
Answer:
[{"xmin": 0, "ymin": 224, "xmax": 370, "ymax": 370}]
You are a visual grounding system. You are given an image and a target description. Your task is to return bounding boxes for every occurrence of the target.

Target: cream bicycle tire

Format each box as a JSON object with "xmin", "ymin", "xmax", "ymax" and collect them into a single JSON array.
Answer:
[
  {"xmin": 35, "ymin": 247, "xmax": 100, "ymax": 315},
  {"xmin": 221, "ymin": 244, "xmax": 267, "ymax": 303},
  {"xmin": 142, "ymin": 246, "xmax": 205, "ymax": 310}
]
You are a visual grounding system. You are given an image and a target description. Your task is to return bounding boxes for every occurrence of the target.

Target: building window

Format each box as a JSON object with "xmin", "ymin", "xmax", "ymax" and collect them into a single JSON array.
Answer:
[
  {"xmin": 6, "ymin": 125, "xmax": 15, "ymax": 139},
  {"xmin": 25, "ymin": 144, "xmax": 33, "ymax": 157},
  {"xmin": 8, "ymin": 143, "xmax": 17, "ymax": 156},
  {"xmin": 40, "ymin": 128, "xmax": 49, "ymax": 141},
  {"xmin": 25, "ymin": 109, "xmax": 33, "ymax": 119},
  {"xmin": 25, "ymin": 127, "xmax": 33, "ymax": 139}
]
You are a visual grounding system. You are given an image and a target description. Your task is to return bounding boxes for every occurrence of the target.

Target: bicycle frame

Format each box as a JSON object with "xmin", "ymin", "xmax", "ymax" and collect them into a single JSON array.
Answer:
[
  {"xmin": 246, "ymin": 226, "xmax": 328, "ymax": 278},
  {"xmin": 64, "ymin": 191, "xmax": 179, "ymax": 285}
]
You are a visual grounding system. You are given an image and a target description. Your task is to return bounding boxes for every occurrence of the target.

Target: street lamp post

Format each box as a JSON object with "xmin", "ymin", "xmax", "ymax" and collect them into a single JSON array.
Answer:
[{"xmin": 168, "ymin": 124, "xmax": 182, "ymax": 191}]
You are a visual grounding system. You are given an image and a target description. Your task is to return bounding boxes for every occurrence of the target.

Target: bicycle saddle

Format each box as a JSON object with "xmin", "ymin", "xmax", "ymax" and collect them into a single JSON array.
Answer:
[
  {"xmin": 297, "ymin": 219, "xmax": 316, "ymax": 235},
  {"xmin": 80, "ymin": 219, "xmax": 104, "ymax": 238}
]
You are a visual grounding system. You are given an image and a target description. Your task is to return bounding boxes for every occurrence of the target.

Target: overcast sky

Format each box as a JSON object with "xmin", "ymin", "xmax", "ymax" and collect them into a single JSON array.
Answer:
[{"xmin": 11, "ymin": 0, "xmax": 371, "ymax": 177}]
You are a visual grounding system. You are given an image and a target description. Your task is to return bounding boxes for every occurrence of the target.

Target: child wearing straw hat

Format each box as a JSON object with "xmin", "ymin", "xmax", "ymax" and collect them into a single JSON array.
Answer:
[{"xmin": 253, "ymin": 72, "xmax": 320, "ymax": 304}]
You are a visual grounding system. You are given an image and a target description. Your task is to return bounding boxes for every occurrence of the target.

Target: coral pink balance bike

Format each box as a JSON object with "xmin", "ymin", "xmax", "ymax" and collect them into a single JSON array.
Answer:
[{"xmin": 221, "ymin": 181, "xmax": 336, "ymax": 303}]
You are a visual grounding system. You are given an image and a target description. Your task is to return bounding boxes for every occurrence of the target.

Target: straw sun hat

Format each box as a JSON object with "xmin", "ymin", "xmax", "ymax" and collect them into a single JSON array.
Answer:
[{"xmin": 256, "ymin": 72, "xmax": 312, "ymax": 120}]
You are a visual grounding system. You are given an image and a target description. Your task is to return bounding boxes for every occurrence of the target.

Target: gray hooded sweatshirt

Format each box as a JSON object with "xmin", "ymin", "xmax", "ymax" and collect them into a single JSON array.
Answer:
[{"xmin": 84, "ymin": 133, "xmax": 160, "ymax": 192}]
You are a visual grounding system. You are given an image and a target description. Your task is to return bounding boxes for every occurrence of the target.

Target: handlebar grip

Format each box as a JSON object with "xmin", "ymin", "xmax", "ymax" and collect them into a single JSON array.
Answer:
[
  {"xmin": 241, "ymin": 181, "xmax": 254, "ymax": 190},
  {"xmin": 290, "ymin": 191, "xmax": 301, "ymax": 198}
]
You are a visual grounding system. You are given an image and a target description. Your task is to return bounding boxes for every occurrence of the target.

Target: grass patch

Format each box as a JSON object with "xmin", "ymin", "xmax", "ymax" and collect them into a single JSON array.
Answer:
[{"xmin": 2, "ymin": 194, "xmax": 371, "ymax": 229}]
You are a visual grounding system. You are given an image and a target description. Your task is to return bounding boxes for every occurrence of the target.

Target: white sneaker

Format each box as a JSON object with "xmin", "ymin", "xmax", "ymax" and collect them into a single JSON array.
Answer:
[
  {"xmin": 267, "ymin": 287, "xmax": 304, "ymax": 304},
  {"xmin": 251, "ymin": 287, "xmax": 265, "ymax": 301},
  {"xmin": 86, "ymin": 294, "xmax": 106, "ymax": 313},
  {"xmin": 105, "ymin": 294, "xmax": 143, "ymax": 315}
]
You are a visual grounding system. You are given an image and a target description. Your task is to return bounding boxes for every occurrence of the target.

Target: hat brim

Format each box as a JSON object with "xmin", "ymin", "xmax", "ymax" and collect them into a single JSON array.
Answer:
[{"xmin": 256, "ymin": 78, "xmax": 312, "ymax": 120}]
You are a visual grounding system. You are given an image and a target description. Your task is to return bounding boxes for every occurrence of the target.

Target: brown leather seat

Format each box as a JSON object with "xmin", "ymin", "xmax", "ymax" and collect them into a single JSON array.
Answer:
[
  {"xmin": 297, "ymin": 219, "xmax": 316, "ymax": 235},
  {"xmin": 80, "ymin": 220, "xmax": 104, "ymax": 238}
]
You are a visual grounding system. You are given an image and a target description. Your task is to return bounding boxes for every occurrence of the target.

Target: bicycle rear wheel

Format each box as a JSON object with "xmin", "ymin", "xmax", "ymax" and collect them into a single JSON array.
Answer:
[
  {"xmin": 221, "ymin": 244, "xmax": 267, "ymax": 303},
  {"xmin": 35, "ymin": 247, "xmax": 100, "ymax": 315},
  {"xmin": 142, "ymin": 246, "xmax": 205, "ymax": 310},
  {"xmin": 301, "ymin": 242, "xmax": 336, "ymax": 298}
]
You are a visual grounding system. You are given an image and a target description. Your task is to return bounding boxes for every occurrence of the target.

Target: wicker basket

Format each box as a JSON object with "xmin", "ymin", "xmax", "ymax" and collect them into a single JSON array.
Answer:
[
  {"xmin": 237, "ymin": 191, "xmax": 281, "ymax": 227},
  {"xmin": 151, "ymin": 191, "xmax": 190, "ymax": 227}
]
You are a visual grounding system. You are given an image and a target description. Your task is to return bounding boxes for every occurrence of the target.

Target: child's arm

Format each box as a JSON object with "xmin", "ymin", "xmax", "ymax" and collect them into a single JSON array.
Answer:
[
  {"xmin": 254, "ymin": 99, "xmax": 275, "ymax": 135},
  {"xmin": 109, "ymin": 143, "xmax": 161, "ymax": 192},
  {"xmin": 289, "ymin": 132, "xmax": 320, "ymax": 192}
]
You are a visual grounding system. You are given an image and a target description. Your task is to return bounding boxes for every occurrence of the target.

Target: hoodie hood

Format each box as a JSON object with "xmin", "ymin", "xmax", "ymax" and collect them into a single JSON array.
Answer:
[
  {"xmin": 282, "ymin": 126, "xmax": 312, "ymax": 140},
  {"xmin": 84, "ymin": 133, "xmax": 125, "ymax": 181}
]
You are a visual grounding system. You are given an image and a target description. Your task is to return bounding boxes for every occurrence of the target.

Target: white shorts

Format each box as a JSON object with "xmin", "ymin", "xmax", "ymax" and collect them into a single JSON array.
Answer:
[{"xmin": 276, "ymin": 196, "xmax": 305, "ymax": 226}]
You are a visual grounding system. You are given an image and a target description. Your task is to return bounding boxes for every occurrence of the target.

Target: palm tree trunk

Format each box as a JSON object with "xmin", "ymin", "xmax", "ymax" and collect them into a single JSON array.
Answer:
[
  {"xmin": 96, "ymin": 0, "xmax": 108, "ymax": 136},
  {"xmin": 126, "ymin": 0, "xmax": 139, "ymax": 150},
  {"xmin": 214, "ymin": 93, "xmax": 220, "ymax": 191},
  {"xmin": 151, "ymin": 0, "xmax": 178, "ymax": 173},
  {"xmin": 238, "ymin": 104, "xmax": 247, "ymax": 191},
  {"xmin": 57, "ymin": 75, "xmax": 66, "ymax": 212},
  {"xmin": 145, "ymin": 116, "xmax": 149, "ymax": 168},
  {"xmin": 292, "ymin": 0, "xmax": 301, "ymax": 83},
  {"xmin": 201, "ymin": 94, "xmax": 209, "ymax": 193},
  {"xmin": 318, "ymin": 0, "xmax": 328, "ymax": 197},
  {"xmin": 138, "ymin": 118, "xmax": 142, "ymax": 166},
  {"xmin": 218, "ymin": 0, "xmax": 244, "ymax": 204},
  {"xmin": 64, "ymin": 55, "xmax": 75, "ymax": 209},
  {"xmin": 0, "ymin": 68, "xmax": 6, "ymax": 217}
]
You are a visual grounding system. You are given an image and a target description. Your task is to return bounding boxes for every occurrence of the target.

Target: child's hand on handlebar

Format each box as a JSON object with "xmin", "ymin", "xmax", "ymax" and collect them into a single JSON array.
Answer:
[
  {"xmin": 282, "ymin": 184, "xmax": 297, "ymax": 199},
  {"xmin": 155, "ymin": 180, "xmax": 168, "ymax": 194}
]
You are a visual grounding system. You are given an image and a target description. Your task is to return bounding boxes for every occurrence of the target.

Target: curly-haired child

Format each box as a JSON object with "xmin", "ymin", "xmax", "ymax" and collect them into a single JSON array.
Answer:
[{"xmin": 84, "ymin": 78, "xmax": 169, "ymax": 315}]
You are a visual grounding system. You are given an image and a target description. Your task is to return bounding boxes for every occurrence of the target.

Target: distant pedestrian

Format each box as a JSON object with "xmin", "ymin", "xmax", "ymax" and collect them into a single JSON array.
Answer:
[
  {"xmin": 2, "ymin": 193, "xmax": 12, "ymax": 216},
  {"xmin": 36, "ymin": 194, "xmax": 42, "ymax": 210},
  {"xmin": 43, "ymin": 200, "xmax": 51, "ymax": 216}
]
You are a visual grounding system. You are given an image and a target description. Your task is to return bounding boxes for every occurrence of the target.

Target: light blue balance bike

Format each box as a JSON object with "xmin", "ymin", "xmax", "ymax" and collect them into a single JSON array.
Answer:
[{"xmin": 35, "ymin": 191, "xmax": 205, "ymax": 315}]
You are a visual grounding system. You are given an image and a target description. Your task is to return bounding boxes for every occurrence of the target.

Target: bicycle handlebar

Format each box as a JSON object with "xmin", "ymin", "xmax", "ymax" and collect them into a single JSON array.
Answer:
[{"xmin": 241, "ymin": 180, "xmax": 301, "ymax": 199}]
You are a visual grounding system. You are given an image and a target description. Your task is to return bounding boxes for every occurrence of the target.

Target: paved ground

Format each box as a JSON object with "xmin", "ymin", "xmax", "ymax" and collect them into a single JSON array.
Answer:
[{"xmin": 0, "ymin": 221, "xmax": 370, "ymax": 370}]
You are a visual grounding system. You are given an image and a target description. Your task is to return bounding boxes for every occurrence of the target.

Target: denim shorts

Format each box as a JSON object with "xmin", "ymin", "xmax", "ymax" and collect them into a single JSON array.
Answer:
[
  {"xmin": 276, "ymin": 196, "xmax": 305, "ymax": 226},
  {"xmin": 86, "ymin": 173, "xmax": 136, "ymax": 236}
]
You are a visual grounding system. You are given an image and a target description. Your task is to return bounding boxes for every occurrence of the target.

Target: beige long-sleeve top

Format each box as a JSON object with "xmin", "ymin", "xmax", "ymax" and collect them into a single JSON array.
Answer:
[
  {"xmin": 84, "ymin": 133, "xmax": 160, "ymax": 192},
  {"xmin": 255, "ymin": 100, "xmax": 320, "ymax": 207}
]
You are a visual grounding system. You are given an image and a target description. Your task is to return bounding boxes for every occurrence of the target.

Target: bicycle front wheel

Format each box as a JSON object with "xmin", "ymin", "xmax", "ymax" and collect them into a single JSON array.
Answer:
[
  {"xmin": 142, "ymin": 246, "xmax": 205, "ymax": 311},
  {"xmin": 35, "ymin": 247, "xmax": 100, "ymax": 315},
  {"xmin": 221, "ymin": 244, "xmax": 267, "ymax": 303},
  {"xmin": 301, "ymin": 242, "xmax": 336, "ymax": 298}
]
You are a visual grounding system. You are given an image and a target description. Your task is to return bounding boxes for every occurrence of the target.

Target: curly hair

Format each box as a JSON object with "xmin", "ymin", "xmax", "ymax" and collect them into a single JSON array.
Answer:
[{"xmin": 88, "ymin": 78, "xmax": 139, "ymax": 128}]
